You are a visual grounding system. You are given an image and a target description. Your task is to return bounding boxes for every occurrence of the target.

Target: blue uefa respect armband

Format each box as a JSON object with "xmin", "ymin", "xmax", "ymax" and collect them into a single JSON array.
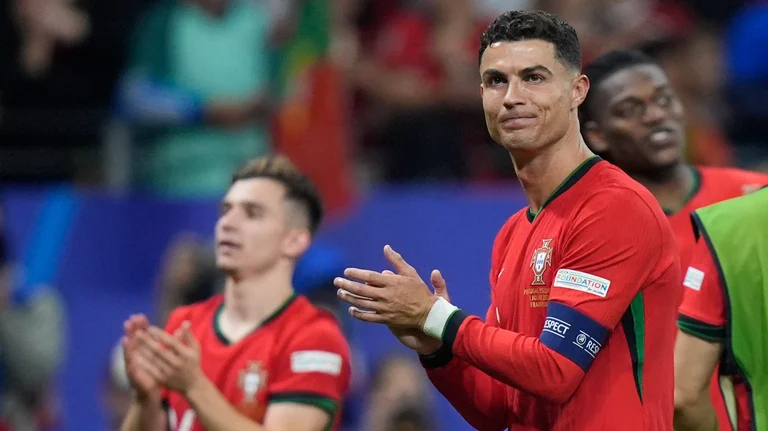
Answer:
[{"xmin": 539, "ymin": 301, "xmax": 608, "ymax": 371}]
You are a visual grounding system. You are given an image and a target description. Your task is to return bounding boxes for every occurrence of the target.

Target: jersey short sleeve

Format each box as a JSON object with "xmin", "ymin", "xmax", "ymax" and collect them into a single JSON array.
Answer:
[
  {"xmin": 268, "ymin": 318, "xmax": 351, "ymax": 416},
  {"xmin": 542, "ymin": 188, "xmax": 670, "ymax": 371},
  {"xmin": 677, "ymin": 238, "xmax": 727, "ymax": 342}
]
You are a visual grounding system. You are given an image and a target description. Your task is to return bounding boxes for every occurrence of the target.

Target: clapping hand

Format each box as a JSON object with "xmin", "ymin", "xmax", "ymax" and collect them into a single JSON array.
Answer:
[{"xmin": 335, "ymin": 245, "xmax": 451, "ymax": 354}]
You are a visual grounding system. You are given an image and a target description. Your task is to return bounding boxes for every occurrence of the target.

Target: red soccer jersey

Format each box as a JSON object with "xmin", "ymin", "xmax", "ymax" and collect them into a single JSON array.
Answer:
[
  {"xmin": 162, "ymin": 294, "xmax": 351, "ymax": 431},
  {"xmin": 422, "ymin": 157, "xmax": 679, "ymax": 430},
  {"xmin": 666, "ymin": 166, "xmax": 768, "ymax": 275},
  {"xmin": 678, "ymin": 239, "xmax": 726, "ymax": 334},
  {"xmin": 666, "ymin": 166, "xmax": 767, "ymax": 431},
  {"xmin": 678, "ymin": 240, "xmax": 752, "ymax": 431}
]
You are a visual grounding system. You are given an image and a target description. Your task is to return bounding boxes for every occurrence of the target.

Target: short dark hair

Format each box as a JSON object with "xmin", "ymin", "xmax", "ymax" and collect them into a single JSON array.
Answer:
[
  {"xmin": 580, "ymin": 49, "xmax": 659, "ymax": 126},
  {"xmin": 479, "ymin": 10, "xmax": 582, "ymax": 71},
  {"xmin": 232, "ymin": 155, "xmax": 323, "ymax": 235}
]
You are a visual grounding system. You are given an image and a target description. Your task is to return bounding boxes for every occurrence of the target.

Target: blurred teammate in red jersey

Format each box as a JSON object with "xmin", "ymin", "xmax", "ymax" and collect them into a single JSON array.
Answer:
[
  {"xmin": 581, "ymin": 49, "xmax": 768, "ymax": 431},
  {"xmin": 580, "ymin": 49, "xmax": 768, "ymax": 276},
  {"xmin": 334, "ymin": 10, "xmax": 678, "ymax": 431},
  {"xmin": 119, "ymin": 156, "xmax": 352, "ymax": 431}
]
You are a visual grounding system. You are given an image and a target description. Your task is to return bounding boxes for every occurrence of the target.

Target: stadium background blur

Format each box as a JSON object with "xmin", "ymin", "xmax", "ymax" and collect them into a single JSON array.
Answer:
[{"xmin": 1, "ymin": 0, "xmax": 767, "ymax": 430}]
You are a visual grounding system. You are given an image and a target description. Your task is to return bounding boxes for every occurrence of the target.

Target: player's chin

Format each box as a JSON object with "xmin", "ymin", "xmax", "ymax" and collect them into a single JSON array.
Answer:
[
  {"xmin": 215, "ymin": 257, "xmax": 237, "ymax": 274},
  {"xmin": 649, "ymin": 146, "xmax": 682, "ymax": 169},
  {"xmin": 499, "ymin": 132, "xmax": 537, "ymax": 152}
]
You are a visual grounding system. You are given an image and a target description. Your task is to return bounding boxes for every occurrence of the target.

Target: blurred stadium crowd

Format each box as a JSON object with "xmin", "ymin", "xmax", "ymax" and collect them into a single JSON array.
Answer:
[{"xmin": 1, "ymin": 0, "xmax": 768, "ymax": 430}]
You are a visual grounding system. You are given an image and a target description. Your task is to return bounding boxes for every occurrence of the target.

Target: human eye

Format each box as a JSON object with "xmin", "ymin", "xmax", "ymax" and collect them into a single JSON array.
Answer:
[
  {"xmin": 487, "ymin": 75, "xmax": 506, "ymax": 86},
  {"xmin": 524, "ymin": 74, "xmax": 545, "ymax": 83},
  {"xmin": 219, "ymin": 203, "xmax": 231, "ymax": 216},
  {"xmin": 615, "ymin": 102, "xmax": 642, "ymax": 119},
  {"xmin": 656, "ymin": 93, "xmax": 672, "ymax": 107}
]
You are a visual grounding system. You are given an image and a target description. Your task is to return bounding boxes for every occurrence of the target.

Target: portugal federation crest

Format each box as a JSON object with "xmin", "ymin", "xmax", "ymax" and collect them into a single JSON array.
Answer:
[
  {"xmin": 529, "ymin": 239, "xmax": 553, "ymax": 286},
  {"xmin": 239, "ymin": 361, "xmax": 267, "ymax": 403}
]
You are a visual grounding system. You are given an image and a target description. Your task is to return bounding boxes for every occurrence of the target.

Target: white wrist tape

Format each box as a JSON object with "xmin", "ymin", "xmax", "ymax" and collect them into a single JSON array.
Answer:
[{"xmin": 423, "ymin": 297, "xmax": 459, "ymax": 340}]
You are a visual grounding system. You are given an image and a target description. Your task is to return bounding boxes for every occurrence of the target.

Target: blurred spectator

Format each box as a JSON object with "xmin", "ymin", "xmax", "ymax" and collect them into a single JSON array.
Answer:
[
  {"xmin": 0, "ymin": 204, "xmax": 65, "ymax": 431},
  {"xmin": 350, "ymin": 0, "xmax": 493, "ymax": 182},
  {"xmin": 386, "ymin": 405, "xmax": 434, "ymax": 431},
  {"xmin": 541, "ymin": 0, "xmax": 688, "ymax": 62},
  {"xmin": 676, "ymin": 0, "xmax": 751, "ymax": 26},
  {"xmin": 116, "ymin": 0, "xmax": 292, "ymax": 197},
  {"xmin": 0, "ymin": 0, "xmax": 144, "ymax": 183},
  {"xmin": 364, "ymin": 354, "xmax": 433, "ymax": 431},
  {"xmin": 154, "ymin": 234, "xmax": 220, "ymax": 326}
]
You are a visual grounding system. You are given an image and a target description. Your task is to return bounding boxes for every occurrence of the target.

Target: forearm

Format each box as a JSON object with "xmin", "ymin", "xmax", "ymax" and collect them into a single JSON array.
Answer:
[
  {"xmin": 421, "ymin": 349, "xmax": 508, "ymax": 431},
  {"xmin": 672, "ymin": 330, "xmax": 723, "ymax": 431},
  {"xmin": 115, "ymin": 73, "xmax": 204, "ymax": 126},
  {"xmin": 185, "ymin": 375, "xmax": 263, "ymax": 431},
  {"xmin": 425, "ymin": 305, "xmax": 583, "ymax": 403},
  {"xmin": 120, "ymin": 394, "xmax": 166, "ymax": 431},
  {"xmin": 673, "ymin": 396, "xmax": 718, "ymax": 431}
]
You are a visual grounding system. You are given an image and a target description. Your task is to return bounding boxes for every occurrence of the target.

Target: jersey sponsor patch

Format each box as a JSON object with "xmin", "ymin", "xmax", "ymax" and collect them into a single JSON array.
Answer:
[
  {"xmin": 683, "ymin": 267, "xmax": 705, "ymax": 291},
  {"xmin": 290, "ymin": 350, "xmax": 342, "ymax": 376},
  {"xmin": 553, "ymin": 269, "xmax": 610, "ymax": 297},
  {"xmin": 540, "ymin": 302, "xmax": 608, "ymax": 371},
  {"xmin": 742, "ymin": 183, "xmax": 761, "ymax": 195}
]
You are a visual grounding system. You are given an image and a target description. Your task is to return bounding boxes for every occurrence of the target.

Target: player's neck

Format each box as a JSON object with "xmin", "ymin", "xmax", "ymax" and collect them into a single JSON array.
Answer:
[
  {"xmin": 632, "ymin": 163, "xmax": 695, "ymax": 212},
  {"xmin": 513, "ymin": 126, "xmax": 594, "ymax": 213},
  {"xmin": 222, "ymin": 266, "xmax": 295, "ymax": 327}
]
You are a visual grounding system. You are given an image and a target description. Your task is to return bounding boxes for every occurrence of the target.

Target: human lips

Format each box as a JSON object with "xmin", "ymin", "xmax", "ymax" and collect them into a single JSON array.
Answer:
[
  {"xmin": 500, "ymin": 113, "xmax": 537, "ymax": 129},
  {"xmin": 217, "ymin": 240, "xmax": 241, "ymax": 251},
  {"xmin": 645, "ymin": 125, "xmax": 680, "ymax": 148}
]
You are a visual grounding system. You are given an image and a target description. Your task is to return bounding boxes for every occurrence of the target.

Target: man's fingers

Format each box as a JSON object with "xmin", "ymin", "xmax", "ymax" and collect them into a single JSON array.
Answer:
[
  {"xmin": 140, "ymin": 350, "xmax": 174, "ymax": 378},
  {"xmin": 124, "ymin": 319, "xmax": 133, "ymax": 335},
  {"xmin": 147, "ymin": 326, "xmax": 186, "ymax": 355},
  {"xmin": 125, "ymin": 315, "xmax": 139, "ymax": 335},
  {"xmin": 135, "ymin": 353, "xmax": 165, "ymax": 382},
  {"xmin": 125, "ymin": 314, "xmax": 150, "ymax": 336},
  {"xmin": 337, "ymin": 289, "xmax": 385, "ymax": 313},
  {"xmin": 348, "ymin": 306, "xmax": 388, "ymax": 324},
  {"xmin": 134, "ymin": 314, "xmax": 150, "ymax": 330},
  {"xmin": 334, "ymin": 277, "xmax": 383, "ymax": 299},
  {"xmin": 137, "ymin": 330, "xmax": 183, "ymax": 370},
  {"xmin": 179, "ymin": 321, "xmax": 199, "ymax": 349},
  {"xmin": 430, "ymin": 269, "xmax": 450, "ymax": 301},
  {"xmin": 343, "ymin": 268, "xmax": 391, "ymax": 287},
  {"xmin": 382, "ymin": 270, "xmax": 395, "ymax": 275},
  {"xmin": 122, "ymin": 336, "xmax": 136, "ymax": 365},
  {"xmin": 383, "ymin": 245, "xmax": 418, "ymax": 276}
]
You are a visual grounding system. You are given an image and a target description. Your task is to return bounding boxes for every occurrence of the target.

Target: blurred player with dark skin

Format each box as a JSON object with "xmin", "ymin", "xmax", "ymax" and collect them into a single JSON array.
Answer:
[
  {"xmin": 119, "ymin": 156, "xmax": 352, "ymax": 431},
  {"xmin": 580, "ymin": 49, "xmax": 768, "ymax": 273},
  {"xmin": 334, "ymin": 10, "xmax": 678, "ymax": 430},
  {"xmin": 675, "ymin": 187, "xmax": 768, "ymax": 431},
  {"xmin": 580, "ymin": 49, "xmax": 768, "ymax": 431}
]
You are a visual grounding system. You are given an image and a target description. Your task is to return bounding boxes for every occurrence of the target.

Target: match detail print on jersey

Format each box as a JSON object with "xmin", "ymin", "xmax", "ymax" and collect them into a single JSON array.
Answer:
[{"xmin": 553, "ymin": 269, "xmax": 611, "ymax": 297}]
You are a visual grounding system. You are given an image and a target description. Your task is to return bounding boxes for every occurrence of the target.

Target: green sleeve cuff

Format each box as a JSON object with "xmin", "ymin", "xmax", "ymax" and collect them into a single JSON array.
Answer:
[
  {"xmin": 268, "ymin": 392, "xmax": 337, "ymax": 416},
  {"xmin": 678, "ymin": 314, "xmax": 726, "ymax": 342}
]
